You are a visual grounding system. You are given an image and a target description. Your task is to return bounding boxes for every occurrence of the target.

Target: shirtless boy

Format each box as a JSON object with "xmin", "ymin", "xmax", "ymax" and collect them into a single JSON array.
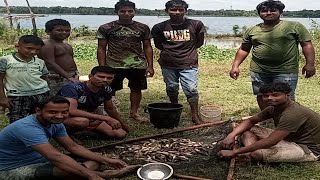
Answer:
[{"xmin": 39, "ymin": 19, "xmax": 79, "ymax": 95}]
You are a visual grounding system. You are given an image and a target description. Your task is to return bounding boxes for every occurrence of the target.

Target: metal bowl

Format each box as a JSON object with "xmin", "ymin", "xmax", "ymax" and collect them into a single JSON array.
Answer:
[{"xmin": 137, "ymin": 163, "xmax": 173, "ymax": 180}]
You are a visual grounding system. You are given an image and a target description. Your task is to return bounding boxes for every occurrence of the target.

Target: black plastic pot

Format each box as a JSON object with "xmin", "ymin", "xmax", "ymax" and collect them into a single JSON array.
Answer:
[{"xmin": 145, "ymin": 103, "xmax": 183, "ymax": 129}]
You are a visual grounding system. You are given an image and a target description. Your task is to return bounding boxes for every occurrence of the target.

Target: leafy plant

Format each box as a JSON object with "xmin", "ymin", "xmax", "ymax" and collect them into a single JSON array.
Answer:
[
  {"xmin": 72, "ymin": 25, "xmax": 96, "ymax": 38},
  {"xmin": 198, "ymin": 45, "xmax": 236, "ymax": 61},
  {"xmin": 73, "ymin": 43, "xmax": 97, "ymax": 61},
  {"xmin": 0, "ymin": 46, "xmax": 15, "ymax": 57}
]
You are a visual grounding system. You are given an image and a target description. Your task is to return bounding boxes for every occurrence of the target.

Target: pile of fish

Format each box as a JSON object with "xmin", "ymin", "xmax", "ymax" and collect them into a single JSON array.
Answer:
[{"xmin": 114, "ymin": 138, "xmax": 214, "ymax": 163}]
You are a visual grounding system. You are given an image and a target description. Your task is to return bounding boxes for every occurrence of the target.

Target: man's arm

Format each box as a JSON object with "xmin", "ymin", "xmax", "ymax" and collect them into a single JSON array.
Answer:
[
  {"xmin": 55, "ymin": 136, "xmax": 127, "ymax": 169},
  {"xmin": 104, "ymin": 99, "xmax": 131, "ymax": 132},
  {"xmin": 38, "ymin": 43, "xmax": 77, "ymax": 81},
  {"xmin": 97, "ymin": 39, "xmax": 108, "ymax": 66},
  {"xmin": 32, "ymin": 143, "xmax": 101, "ymax": 179},
  {"xmin": 153, "ymin": 37, "xmax": 164, "ymax": 50},
  {"xmin": 0, "ymin": 73, "xmax": 9, "ymax": 109},
  {"xmin": 67, "ymin": 98, "xmax": 121, "ymax": 129},
  {"xmin": 300, "ymin": 41, "xmax": 316, "ymax": 78},
  {"xmin": 229, "ymin": 43, "xmax": 252, "ymax": 80},
  {"xmin": 219, "ymin": 130, "xmax": 290, "ymax": 158},
  {"xmin": 195, "ymin": 32, "xmax": 205, "ymax": 49},
  {"xmin": 222, "ymin": 116, "xmax": 263, "ymax": 149},
  {"xmin": 143, "ymin": 39, "xmax": 154, "ymax": 77},
  {"xmin": 151, "ymin": 26, "xmax": 164, "ymax": 50}
]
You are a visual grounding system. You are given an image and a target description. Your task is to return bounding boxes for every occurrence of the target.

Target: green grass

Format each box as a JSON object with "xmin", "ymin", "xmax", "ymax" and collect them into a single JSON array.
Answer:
[
  {"xmin": 1, "ymin": 39, "xmax": 320, "ymax": 179},
  {"xmin": 71, "ymin": 44, "xmax": 320, "ymax": 179}
]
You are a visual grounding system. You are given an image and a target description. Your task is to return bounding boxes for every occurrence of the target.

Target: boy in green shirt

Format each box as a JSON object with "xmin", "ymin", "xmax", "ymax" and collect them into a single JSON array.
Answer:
[{"xmin": 0, "ymin": 35, "xmax": 50, "ymax": 123}]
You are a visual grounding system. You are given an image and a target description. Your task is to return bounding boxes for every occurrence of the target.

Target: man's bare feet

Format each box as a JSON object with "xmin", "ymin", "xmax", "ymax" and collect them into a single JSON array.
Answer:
[
  {"xmin": 192, "ymin": 119, "xmax": 205, "ymax": 125},
  {"xmin": 122, "ymin": 123, "xmax": 134, "ymax": 132},
  {"xmin": 130, "ymin": 114, "xmax": 149, "ymax": 123},
  {"xmin": 192, "ymin": 116, "xmax": 206, "ymax": 125},
  {"xmin": 103, "ymin": 164, "xmax": 142, "ymax": 178},
  {"xmin": 236, "ymin": 153, "xmax": 252, "ymax": 162}
]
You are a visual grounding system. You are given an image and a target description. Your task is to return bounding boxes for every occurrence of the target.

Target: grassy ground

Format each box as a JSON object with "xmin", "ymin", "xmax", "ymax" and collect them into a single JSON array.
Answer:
[
  {"xmin": 1, "ymin": 40, "xmax": 320, "ymax": 179},
  {"xmin": 71, "ymin": 45, "xmax": 320, "ymax": 179}
]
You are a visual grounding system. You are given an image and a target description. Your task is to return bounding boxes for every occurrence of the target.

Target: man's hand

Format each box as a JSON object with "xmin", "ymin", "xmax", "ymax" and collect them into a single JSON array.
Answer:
[
  {"xmin": 302, "ymin": 64, "xmax": 316, "ymax": 78},
  {"xmin": 105, "ymin": 117, "xmax": 122, "ymax": 130},
  {"xmin": 0, "ymin": 97, "xmax": 10, "ymax": 109},
  {"xmin": 217, "ymin": 150, "xmax": 237, "ymax": 158},
  {"xmin": 229, "ymin": 66, "xmax": 240, "ymax": 80},
  {"xmin": 222, "ymin": 135, "xmax": 235, "ymax": 149},
  {"xmin": 102, "ymin": 158, "xmax": 128, "ymax": 169},
  {"xmin": 145, "ymin": 66, "xmax": 154, "ymax": 77}
]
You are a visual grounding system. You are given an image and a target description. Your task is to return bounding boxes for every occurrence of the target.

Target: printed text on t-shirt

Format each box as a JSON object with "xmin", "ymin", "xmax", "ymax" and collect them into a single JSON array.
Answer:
[{"xmin": 163, "ymin": 29, "xmax": 190, "ymax": 41}]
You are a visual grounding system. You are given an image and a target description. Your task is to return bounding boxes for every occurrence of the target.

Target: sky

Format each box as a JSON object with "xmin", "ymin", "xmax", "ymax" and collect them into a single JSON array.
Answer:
[{"xmin": 0, "ymin": 0, "xmax": 319, "ymax": 11}]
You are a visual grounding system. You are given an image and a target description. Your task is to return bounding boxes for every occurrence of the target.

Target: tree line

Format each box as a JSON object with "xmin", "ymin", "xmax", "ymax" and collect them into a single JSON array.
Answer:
[{"xmin": 1, "ymin": 6, "xmax": 320, "ymax": 18}]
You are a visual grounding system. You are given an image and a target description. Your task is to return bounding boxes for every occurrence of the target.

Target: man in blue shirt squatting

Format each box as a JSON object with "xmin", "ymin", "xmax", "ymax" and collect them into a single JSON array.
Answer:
[{"xmin": 0, "ymin": 96, "xmax": 140, "ymax": 179}]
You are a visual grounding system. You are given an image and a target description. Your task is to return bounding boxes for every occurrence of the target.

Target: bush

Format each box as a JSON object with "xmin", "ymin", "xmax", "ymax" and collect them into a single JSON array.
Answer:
[
  {"xmin": 71, "ymin": 25, "xmax": 96, "ymax": 38},
  {"xmin": 73, "ymin": 43, "xmax": 97, "ymax": 61},
  {"xmin": 198, "ymin": 45, "xmax": 236, "ymax": 61}
]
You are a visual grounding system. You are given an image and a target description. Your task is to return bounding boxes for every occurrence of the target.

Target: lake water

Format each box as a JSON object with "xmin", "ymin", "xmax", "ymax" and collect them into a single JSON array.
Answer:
[{"xmin": 6, "ymin": 14, "xmax": 320, "ymax": 35}]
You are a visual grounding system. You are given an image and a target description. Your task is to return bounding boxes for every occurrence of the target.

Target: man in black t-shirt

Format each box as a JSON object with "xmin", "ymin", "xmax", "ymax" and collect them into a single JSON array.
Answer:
[
  {"xmin": 151, "ymin": 0, "xmax": 206, "ymax": 124},
  {"xmin": 58, "ymin": 66, "xmax": 131, "ymax": 140}
]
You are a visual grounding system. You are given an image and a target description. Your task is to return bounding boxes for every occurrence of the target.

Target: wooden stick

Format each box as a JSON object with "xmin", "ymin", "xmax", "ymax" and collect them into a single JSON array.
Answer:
[
  {"xmin": 89, "ymin": 120, "xmax": 228, "ymax": 152},
  {"xmin": 173, "ymin": 173, "xmax": 212, "ymax": 180},
  {"xmin": 226, "ymin": 122, "xmax": 239, "ymax": 180}
]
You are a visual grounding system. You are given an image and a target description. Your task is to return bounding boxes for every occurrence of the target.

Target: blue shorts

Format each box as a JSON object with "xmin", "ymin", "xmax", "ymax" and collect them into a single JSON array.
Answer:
[
  {"xmin": 161, "ymin": 67, "xmax": 199, "ymax": 102},
  {"xmin": 250, "ymin": 71, "xmax": 298, "ymax": 100}
]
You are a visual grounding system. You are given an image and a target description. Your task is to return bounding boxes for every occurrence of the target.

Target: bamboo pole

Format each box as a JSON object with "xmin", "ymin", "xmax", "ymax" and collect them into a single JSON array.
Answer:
[
  {"xmin": 226, "ymin": 122, "xmax": 239, "ymax": 180},
  {"xmin": 3, "ymin": 0, "xmax": 13, "ymax": 28},
  {"xmin": 89, "ymin": 120, "xmax": 228, "ymax": 152},
  {"xmin": 173, "ymin": 173, "xmax": 213, "ymax": 180},
  {"xmin": 25, "ymin": 0, "xmax": 37, "ymax": 36}
]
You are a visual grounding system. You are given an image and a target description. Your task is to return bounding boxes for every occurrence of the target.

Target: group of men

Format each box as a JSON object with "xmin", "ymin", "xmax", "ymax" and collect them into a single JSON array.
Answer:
[
  {"xmin": 0, "ymin": 0, "xmax": 319, "ymax": 179},
  {"xmin": 220, "ymin": 0, "xmax": 320, "ymax": 163}
]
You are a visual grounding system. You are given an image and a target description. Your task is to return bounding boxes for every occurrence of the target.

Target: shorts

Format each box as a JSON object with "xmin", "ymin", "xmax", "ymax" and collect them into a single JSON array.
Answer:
[
  {"xmin": 250, "ymin": 71, "xmax": 298, "ymax": 100},
  {"xmin": 47, "ymin": 71, "xmax": 79, "ymax": 96},
  {"xmin": 87, "ymin": 120, "xmax": 103, "ymax": 130},
  {"xmin": 110, "ymin": 69, "xmax": 147, "ymax": 92},
  {"xmin": 251, "ymin": 126, "xmax": 319, "ymax": 162},
  {"xmin": 0, "ymin": 162, "xmax": 53, "ymax": 180},
  {"xmin": 8, "ymin": 91, "xmax": 50, "ymax": 123}
]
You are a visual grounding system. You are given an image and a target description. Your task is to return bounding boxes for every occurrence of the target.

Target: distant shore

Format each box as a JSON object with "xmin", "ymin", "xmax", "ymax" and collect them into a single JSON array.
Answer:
[{"xmin": 1, "ymin": 6, "xmax": 320, "ymax": 18}]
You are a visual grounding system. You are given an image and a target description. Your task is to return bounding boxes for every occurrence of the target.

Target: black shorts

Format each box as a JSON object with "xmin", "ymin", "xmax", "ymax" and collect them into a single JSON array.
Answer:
[{"xmin": 110, "ymin": 69, "xmax": 147, "ymax": 92}]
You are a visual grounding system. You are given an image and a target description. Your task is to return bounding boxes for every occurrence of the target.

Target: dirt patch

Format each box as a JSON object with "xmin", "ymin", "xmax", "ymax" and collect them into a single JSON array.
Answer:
[{"xmin": 99, "ymin": 122, "xmax": 233, "ymax": 179}]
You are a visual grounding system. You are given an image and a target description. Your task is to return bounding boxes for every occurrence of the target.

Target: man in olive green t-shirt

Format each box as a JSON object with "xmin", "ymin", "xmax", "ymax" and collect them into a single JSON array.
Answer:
[
  {"xmin": 229, "ymin": 0, "xmax": 316, "ymax": 110},
  {"xmin": 218, "ymin": 82, "xmax": 320, "ymax": 162}
]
